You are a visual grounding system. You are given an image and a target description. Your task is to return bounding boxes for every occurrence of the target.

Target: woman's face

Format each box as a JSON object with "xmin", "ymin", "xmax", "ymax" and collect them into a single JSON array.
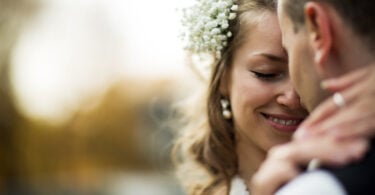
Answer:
[{"xmin": 225, "ymin": 12, "xmax": 308, "ymax": 152}]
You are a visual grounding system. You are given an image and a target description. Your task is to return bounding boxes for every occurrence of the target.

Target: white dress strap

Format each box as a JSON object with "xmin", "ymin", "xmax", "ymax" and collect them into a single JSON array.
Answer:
[{"xmin": 229, "ymin": 176, "xmax": 249, "ymax": 195}]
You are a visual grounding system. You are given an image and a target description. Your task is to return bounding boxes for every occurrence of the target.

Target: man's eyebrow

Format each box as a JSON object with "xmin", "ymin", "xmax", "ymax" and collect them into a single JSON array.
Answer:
[{"xmin": 253, "ymin": 53, "xmax": 287, "ymax": 63}]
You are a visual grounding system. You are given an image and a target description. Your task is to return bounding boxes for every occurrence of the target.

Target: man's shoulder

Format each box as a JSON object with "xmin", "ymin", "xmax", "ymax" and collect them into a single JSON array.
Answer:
[
  {"xmin": 275, "ymin": 170, "xmax": 346, "ymax": 195},
  {"xmin": 327, "ymin": 140, "xmax": 375, "ymax": 195},
  {"xmin": 277, "ymin": 141, "xmax": 375, "ymax": 195}
]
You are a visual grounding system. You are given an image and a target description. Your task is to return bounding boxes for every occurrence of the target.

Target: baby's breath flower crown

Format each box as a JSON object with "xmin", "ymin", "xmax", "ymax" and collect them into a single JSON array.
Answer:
[{"xmin": 181, "ymin": 0, "xmax": 238, "ymax": 59}]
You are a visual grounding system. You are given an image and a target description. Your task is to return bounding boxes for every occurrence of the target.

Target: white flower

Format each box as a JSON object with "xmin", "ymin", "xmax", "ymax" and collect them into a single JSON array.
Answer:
[
  {"xmin": 231, "ymin": 5, "xmax": 238, "ymax": 11},
  {"xmin": 180, "ymin": 0, "xmax": 238, "ymax": 59},
  {"xmin": 218, "ymin": 13, "xmax": 226, "ymax": 19},
  {"xmin": 228, "ymin": 13, "xmax": 237, "ymax": 20},
  {"xmin": 211, "ymin": 28, "xmax": 221, "ymax": 35},
  {"xmin": 221, "ymin": 20, "xmax": 229, "ymax": 29}
]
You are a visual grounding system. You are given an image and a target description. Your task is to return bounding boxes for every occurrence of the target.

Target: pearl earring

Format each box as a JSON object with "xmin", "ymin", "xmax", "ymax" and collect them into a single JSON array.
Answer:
[{"xmin": 220, "ymin": 99, "xmax": 232, "ymax": 119}]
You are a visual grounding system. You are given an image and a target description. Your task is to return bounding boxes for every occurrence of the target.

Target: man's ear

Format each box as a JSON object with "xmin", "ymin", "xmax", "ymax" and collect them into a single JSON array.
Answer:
[{"xmin": 304, "ymin": 2, "xmax": 332, "ymax": 72}]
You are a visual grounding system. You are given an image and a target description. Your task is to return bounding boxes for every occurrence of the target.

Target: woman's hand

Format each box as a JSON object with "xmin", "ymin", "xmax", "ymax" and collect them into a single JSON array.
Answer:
[
  {"xmin": 250, "ymin": 65, "xmax": 375, "ymax": 195},
  {"xmin": 294, "ymin": 65, "xmax": 375, "ymax": 140},
  {"xmin": 250, "ymin": 136, "xmax": 368, "ymax": 195}
]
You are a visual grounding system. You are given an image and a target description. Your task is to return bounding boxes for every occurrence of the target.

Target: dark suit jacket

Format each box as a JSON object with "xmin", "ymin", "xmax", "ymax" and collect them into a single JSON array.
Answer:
[{"xmin": 326, "ymin": 140, "xmax": 375, "ymax": 195}]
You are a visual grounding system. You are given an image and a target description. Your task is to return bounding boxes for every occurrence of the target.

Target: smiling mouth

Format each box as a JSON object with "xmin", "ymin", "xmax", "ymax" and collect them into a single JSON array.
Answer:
[
  {"xmin": 262, "ymin": 113, "xmax": 305, "ymax": 132},
  {"xmin": 268, "ymin": 115, "xmax": 301, "ymax": 125}
]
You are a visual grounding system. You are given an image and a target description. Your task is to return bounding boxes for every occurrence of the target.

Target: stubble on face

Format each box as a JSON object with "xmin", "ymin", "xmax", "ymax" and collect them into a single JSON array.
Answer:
[{"xmin": 277, "ymin": 0, "xmax": 329, "ymax": 112}]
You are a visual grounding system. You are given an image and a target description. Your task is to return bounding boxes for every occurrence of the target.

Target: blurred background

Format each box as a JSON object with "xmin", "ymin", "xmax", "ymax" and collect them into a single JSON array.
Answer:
[{"xmin": 0, "ymin": 0, "xmax": 199, "ymax": 194}]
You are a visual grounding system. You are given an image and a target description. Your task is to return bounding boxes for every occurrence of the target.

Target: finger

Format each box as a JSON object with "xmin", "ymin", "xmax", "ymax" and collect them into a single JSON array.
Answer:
[
  {"xmin": 297, "ymin": 96, "xmax": 338, "ymax": 131},
  {"xmin": 295, "ymin": 97, "xmax": 342, "ymax": 140},
  {"xmin": 253, "ymin": 138, "xmax": 369, "ymax": 195},
  {"xmin": 305, "ymin": 65, "xmax": 375, "ymax": 136},
  {"xmin": 327, "ymin": 123, "xmax": 375, "ymax": 141},
  {"xmin": 321, "ymin": 66, "xmax": 370, "ymax": 92},
  {"xmin": 274, "ymin": 137, "xmax": 369, "ymax": 167},
  {"xmin": 251, "ymin": 158, "xmax": 300, "ymax": 195},
  {"xmin": 299, "ymin": 67, "xmax": 369, "ymax": 132},
  {"xmin": 295, "ymin": 85, "xmax": 363, "ymax": 140},
  {"xmin": 309, "ymin": 105, "xmax": 375, "ymax": 140},
  {"xmin": 305, "ymin": 94, "xmax": 375, "ymax": 138}
]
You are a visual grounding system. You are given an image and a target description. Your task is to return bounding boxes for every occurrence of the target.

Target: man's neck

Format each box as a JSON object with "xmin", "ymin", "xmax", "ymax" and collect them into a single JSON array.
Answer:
[
  {"xmin": 342, "ymin": 44, "xmax": 373, "ymax": 73},
  {"xmin": 331, "ymin": 29, "xmax": 375, "ymax": 77}
]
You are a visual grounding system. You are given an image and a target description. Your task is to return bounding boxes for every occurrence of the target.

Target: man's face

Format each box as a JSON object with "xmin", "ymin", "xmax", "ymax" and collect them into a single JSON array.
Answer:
[{"xmin": 277, "ymin": 0, "xmax": 325, "ymax": 111}]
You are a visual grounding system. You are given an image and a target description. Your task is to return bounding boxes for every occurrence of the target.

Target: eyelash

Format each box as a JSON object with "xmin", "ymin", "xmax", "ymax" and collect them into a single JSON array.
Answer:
[{"xmin": 251, "ymin": 71, "xmax": 282, "ymax": 81}]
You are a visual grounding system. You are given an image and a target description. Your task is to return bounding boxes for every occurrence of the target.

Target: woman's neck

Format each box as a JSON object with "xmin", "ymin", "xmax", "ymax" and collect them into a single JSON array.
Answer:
[{"xmin": 236, "ymin": 139, "xmax": 266, "ymax": 185}]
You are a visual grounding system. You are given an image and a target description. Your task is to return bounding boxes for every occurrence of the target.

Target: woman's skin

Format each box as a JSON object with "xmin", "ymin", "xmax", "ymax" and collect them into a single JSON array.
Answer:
[
  {"xmin": 250, "ymin": 131, "xmax": 368, "ymax": 194},
  {"xmin": 220, "ymin": 11, "xmax": 308, "ymax": 184}
]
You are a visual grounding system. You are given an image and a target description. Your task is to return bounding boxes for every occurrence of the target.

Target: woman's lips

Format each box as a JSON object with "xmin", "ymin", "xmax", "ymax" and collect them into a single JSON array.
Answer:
[{"xmin": 262, "ymin": 113, "xmax": 305, "ymax": 133}]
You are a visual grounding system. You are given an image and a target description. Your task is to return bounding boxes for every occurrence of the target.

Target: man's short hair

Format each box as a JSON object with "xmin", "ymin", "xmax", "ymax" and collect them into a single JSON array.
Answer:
[{"xmin": 282, "ymin": 0, "xmax": 375, "ymax": 50}]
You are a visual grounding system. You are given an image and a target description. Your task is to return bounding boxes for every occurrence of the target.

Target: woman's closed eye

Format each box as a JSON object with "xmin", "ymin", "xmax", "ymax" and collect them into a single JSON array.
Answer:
[{"xmin": 251, "ymin": 71, "xmax": 284, "ymax": 81}]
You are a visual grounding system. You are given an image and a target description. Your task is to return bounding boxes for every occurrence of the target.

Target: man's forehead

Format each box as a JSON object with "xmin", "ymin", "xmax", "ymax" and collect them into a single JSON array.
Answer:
[{"xmin": 278, "ymin": 16, "xmax": 294, "ymax": 51}]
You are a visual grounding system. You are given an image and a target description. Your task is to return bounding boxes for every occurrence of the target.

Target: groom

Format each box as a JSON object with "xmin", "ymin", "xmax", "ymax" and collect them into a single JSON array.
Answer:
[{"xmin": 274, "ymin": 0, "xmax": 375, "ymax": 194}]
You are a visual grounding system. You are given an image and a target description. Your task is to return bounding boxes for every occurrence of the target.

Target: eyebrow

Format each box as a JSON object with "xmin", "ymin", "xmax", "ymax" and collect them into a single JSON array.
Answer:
[{"xmin": 253, "ymin": 53, "xmax": 287, "ymax": 63}]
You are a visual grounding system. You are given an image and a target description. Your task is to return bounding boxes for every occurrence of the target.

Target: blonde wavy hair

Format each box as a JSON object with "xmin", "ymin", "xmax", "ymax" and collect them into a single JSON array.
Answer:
[{"xmin": 173, "ymin": 0, "xmax": 276, "ymax": 194}]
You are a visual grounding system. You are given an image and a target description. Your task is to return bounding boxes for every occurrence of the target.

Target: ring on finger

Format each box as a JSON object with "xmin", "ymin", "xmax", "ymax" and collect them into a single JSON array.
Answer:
[{"xmin": 333, "ymin": 92, "xmax": 346, "ymax": 108}]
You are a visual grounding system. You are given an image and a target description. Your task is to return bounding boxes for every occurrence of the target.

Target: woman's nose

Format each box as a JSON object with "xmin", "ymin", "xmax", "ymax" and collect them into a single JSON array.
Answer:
[{"xmin": 277, "ymin": 85, "xmax": 302, "ymax": 110}]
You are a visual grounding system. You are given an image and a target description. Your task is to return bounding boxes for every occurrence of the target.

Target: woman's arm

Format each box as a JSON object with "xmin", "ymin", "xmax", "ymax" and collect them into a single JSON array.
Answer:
[{"xmin": 250, "ymin": 136, "xmax": 368, "ymax": 195}]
